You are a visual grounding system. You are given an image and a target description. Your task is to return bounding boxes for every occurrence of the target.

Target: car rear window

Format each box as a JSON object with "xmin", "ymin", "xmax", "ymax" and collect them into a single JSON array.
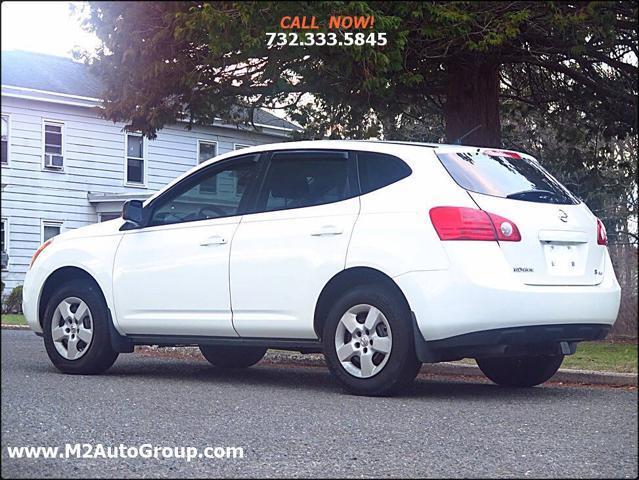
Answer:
[{"xmin": 436, "ymin": 151, "xmax": 579, "ymax": 205}]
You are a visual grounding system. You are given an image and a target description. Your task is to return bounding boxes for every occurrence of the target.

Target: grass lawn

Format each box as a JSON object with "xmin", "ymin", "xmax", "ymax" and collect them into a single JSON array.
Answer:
[
  {"xmin": 1, "ymin": 314, "xmax": 27, "ymax": 325},
  {"xmin": 562, "ymin": 340, "xmax": 637, "ymax": 373},
  {"xmin": 0, "ymin": 314, "xmax": 636, "ymax": 373}
]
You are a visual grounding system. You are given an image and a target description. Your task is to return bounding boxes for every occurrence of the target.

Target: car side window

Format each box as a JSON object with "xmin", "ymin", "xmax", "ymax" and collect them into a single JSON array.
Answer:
[
  {"xmin": 257, "ymin": 151, "xmax": 355, "ymax": 212},
  {"xmin": 148, "ymin": 155, "xmax": 259, "ymax": 226},
  {"xmin": 357, "ymin": 151, "xmax": 412, "ymax": 194}
]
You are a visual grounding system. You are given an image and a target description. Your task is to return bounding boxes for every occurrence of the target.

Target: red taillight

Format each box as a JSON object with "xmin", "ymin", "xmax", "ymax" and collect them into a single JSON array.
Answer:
[
  {"xmin": 429, "ymin": 206, "xmax": 521, "ymax": 242},
  {"xmin": 429, "ymin": 207, "xmax": 495, "ymax": 241},
  {"xmin": 596, "ymin": 218, "xmax": 608, "ymax": 246}
]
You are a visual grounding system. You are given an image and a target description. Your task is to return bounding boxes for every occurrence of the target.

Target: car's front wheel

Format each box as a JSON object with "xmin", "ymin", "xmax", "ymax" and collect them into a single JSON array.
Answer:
[
  {"xmin": 199, "ymin": 345, "xmax": 267, "ymax": 368},
  {"xmin": 323, "ymin": 285, "xmax": 421, "ymax": 396},
  {"xmin": 43, "ymin": 280, "xmax": 119, "ymax": 374},
  {"xmin": 476, "ymin": 354, "xmax": 564, "ymax": 387}
]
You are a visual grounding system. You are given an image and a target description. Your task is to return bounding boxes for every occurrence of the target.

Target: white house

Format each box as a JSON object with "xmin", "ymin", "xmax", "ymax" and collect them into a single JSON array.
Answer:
[{"xmin": 0, "ymin": 51, "xmax": 296, "ymax": 294}]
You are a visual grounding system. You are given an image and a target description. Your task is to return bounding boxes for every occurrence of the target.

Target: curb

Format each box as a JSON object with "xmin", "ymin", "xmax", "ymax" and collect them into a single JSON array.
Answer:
[{"xmin": 4, "ymin": 326, "xmax": 636, "ymax": 387}]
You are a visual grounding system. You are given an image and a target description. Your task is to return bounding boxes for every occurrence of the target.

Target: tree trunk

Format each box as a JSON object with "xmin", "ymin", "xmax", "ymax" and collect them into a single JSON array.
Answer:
[{"xmin": 444, "ymin": 60, "xmax": 501, "ymax": 147}]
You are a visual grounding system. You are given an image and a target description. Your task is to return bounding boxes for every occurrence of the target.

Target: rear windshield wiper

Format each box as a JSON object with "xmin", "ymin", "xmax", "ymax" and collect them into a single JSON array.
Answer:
[{"xmin": 506, "ymin": 189, "xmax": 566, "ymax": 203}]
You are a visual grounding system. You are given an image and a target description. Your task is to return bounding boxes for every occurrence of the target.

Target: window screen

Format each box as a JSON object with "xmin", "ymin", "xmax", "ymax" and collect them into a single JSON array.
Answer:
[
  {"xmin": 198, "ymin": 141, "xmax": 217, "ymax": 164},
  {"xmin": 43, "ymin": 223, "xmax": 61, "ymax": 242},
  {"xmin": 1, "ymin": 219, "xmax": 6, "ymax": 252},
  {"xmin": 1, "ymin": 116, "xmax": 8, "ymax": 165},
  {"xmin": 44, "ymin": 122, "xmax": 63, "ymax": 169},
  {"xmin": 126, "ymin": 134, "xmax": 144, "ymax": 184}
]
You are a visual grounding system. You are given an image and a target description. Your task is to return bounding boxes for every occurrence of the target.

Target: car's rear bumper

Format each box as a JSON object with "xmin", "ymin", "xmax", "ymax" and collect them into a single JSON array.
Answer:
[
  {"xmin": 395, "ymin": 246, "xmax": 621, "ymax": 356},
  {"xmin": 411, "ymin": 320, "xmax": 610, "ymax": 362}
]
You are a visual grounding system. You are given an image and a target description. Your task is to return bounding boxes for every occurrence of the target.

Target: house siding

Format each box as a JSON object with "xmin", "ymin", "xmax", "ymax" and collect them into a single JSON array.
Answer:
[{"xmin": 0, "ymin": 95, "xmax": 285, "ymax": 294}]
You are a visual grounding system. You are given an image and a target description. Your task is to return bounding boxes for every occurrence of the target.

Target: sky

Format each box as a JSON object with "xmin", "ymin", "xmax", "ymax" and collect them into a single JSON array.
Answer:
[
  {"xmin": 0, "ymin": 1, "xmax": 298, "ymax": 124},
  {"xmin": 1, "ymin": 1, "xmax": 99, "ymax": 58}
]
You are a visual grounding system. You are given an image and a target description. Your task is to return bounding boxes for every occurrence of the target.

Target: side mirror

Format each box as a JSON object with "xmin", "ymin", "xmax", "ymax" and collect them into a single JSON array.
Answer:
[{"xmin": 122, "ymin": 199, "xmax": 144, "ymax": 227}]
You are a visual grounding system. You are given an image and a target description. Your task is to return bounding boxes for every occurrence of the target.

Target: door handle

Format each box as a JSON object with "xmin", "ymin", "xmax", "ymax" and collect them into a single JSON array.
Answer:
[
  {"xmin": 310, "ymin": 225, "xmax": 343, "ymax": 237},
  {"xmin": 200, "ymin": 235, "xmax": 228, "ymax": 246}
]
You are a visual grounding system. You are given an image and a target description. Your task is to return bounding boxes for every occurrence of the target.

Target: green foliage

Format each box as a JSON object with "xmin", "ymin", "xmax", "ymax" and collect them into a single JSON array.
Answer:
[
  {"xmin": 1, "ymin": 314, "xmax": 26, "ymax": 326},
  {"xmin": 500, "ymin": 102, "xmax": 638, "ymax": 245},
  {"xmin": 79, "ymin": 1, "xmax": 636, "ymax": 242},
  {"xmin": 81, "ymin": 1, "xmax": 637, "ymax": 144},
  {"xmin": 2, "ymin": 285, "xmax": 23, "ymax": 314}
]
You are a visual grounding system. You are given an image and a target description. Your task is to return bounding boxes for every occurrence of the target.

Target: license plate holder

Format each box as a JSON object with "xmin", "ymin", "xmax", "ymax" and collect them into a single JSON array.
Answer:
[{"xmin": 543, "ymin": 243, "xmax": 581, "ymax": 276}]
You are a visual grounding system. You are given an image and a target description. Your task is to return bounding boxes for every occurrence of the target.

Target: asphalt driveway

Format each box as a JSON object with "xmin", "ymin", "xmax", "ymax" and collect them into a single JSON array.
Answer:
[{"xmin": 2, "ymin": 329, "xmax": 637, "ymax": 478}]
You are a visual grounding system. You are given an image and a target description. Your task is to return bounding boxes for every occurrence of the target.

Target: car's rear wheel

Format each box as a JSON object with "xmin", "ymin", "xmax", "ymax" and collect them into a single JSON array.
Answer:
[
  {"xmin": 323, "ymin": 285, "xmax": 421, "ymax": 396},
  {"xmin": 43, "ymin": 280, "xmax": 119, "ymax": 374},
  {"xmin": 199, "ymin": 345, "xmax": 267, "ymax": 368},
  {"xmin": 476, "ymin": 354, "xmax": 564, "ymax": 387}
]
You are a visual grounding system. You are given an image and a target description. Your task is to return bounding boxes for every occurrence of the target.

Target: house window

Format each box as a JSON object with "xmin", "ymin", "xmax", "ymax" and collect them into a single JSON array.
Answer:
[
  {"xmin": 126, "ymin": 134, "xmax": 145, "ymax": 185},
  {"xmin": 43, "ymin": 121, "xmax": 64, "ymax": 170},
  {"xmin": 0, "ymin": 218, "xmax": 6, "ymax": 251},
  {"xmin": 198, "ymin": 141, "xmax": 218, "ymax": 194},
  {"xmin": 198, "ymin": 140, "xmax": 217, "ymax": 164},
  {"xmin": 1, "ymin": 115, "xmax": 9, "ymax": 165},
  {"xmin": 234, "ymin": 143, "xmax": 250, "ymax": 150},
  {"xmin": 42, "ymin": 221, "xmax": 62, "ymax": 242},
  {"xmin": 1, "ymin": 218, "xmax": 7, "ymax": 271}
]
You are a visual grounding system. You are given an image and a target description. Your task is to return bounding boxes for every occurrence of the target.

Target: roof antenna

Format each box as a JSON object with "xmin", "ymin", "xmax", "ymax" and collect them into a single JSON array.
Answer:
[{"xmin": 453, "ymin": 124, "xmax": 482, "ymax": 145}]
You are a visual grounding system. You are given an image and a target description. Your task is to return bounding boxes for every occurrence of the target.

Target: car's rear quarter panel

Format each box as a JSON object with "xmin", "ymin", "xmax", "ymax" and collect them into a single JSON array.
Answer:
[{"xmin": 346, "ymin": 147, "xmax": 469, "ymax": 276}]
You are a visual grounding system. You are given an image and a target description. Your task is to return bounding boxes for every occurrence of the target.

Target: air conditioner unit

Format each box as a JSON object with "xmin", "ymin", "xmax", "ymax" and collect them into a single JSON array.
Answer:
[{"xmin": 44, "ymin": 153, "xmax": 63, "ymax": 169}]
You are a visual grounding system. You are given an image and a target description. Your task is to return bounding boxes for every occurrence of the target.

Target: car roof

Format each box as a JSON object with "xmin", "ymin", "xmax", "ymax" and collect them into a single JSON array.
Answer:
[{"xmin": 209, "ymin": 139, "xmax": 477, "ymax": 160}]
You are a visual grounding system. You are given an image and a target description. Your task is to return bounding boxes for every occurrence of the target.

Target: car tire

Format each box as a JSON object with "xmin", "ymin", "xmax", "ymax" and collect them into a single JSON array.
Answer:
[
  {"xmin": 476, "ymin": 354, "xmax": 564, "ymax": 387},
  {"xmin": 199, "ymin": 345, "xmax": 267, "ymax": 368},
  {"xmin": 322, "ymin": 285, "xmax": 421, "ymax": 396},
  {"xmin": 43, "ymin": 280, "xmax": 119, "ymax": 374}
]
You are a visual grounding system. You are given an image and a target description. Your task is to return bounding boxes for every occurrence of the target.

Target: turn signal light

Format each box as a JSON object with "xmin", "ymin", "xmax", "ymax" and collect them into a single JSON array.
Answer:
[
  {"xmin": 596, "ymin": 218, "xmax": 608, "ymax": 246},
  {"xmin": 29, "ymin": 238, "xmax": 54, "ymax": 269},
  {"xmin": 429, "ymin": 206, "xmax": 521, "ymax": 242}
]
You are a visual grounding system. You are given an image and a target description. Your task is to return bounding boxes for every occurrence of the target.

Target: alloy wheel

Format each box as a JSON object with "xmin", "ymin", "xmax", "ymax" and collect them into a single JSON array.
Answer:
[
  {"xmin": 51, "ymin": 296, "xmax": 93, "ymax": 360},
  {"xmin": 334, "ymin": 304, "xmax": 392, "ymax": 378}
]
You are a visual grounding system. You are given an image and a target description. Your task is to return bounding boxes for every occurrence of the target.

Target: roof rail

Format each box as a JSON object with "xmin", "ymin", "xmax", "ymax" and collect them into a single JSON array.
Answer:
[{"xmin": 350, "ymin": 140, "xmax": 442, "ymax": 148}]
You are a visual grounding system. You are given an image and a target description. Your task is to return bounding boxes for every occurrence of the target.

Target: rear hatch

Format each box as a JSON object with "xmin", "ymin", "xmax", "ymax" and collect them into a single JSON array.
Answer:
[{"xmin": 436, "ymin": 148, "xmax": 606, "ymax": 286}]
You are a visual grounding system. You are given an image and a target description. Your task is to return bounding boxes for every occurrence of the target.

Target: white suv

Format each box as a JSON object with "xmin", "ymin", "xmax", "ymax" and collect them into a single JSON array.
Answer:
[{"xmin": 23, "ymin": 140, "xmax": 621, "ymax": 395}]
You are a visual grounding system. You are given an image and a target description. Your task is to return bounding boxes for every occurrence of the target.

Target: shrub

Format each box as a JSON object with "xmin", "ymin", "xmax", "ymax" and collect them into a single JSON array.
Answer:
[{"xmin": 3, "ymin": 285, "xmax": 23, "ymax": 314}]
